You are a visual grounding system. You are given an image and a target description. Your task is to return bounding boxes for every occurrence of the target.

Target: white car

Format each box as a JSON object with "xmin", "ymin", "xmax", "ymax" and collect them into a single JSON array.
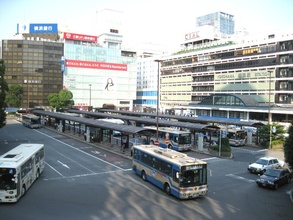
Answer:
[{"xmin": 248, "ymin": 156, "xmax": 285, "ymax": 174}]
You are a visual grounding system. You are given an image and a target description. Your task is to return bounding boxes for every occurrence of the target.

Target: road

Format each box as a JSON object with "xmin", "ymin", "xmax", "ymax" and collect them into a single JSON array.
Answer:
[{"xmin": 0, "ymin": 118, "xmax": 292, "ymax": 220}]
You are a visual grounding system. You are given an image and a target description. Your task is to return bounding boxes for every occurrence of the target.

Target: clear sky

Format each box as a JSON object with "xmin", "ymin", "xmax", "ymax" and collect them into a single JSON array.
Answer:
[{"xmin": 1, "ymin": 0, "xmax": 293, "ymax": 50}]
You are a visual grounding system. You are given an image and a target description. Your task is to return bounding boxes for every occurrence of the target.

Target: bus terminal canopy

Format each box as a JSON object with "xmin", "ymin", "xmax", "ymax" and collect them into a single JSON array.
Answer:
[
  {"xmin": 96, "ymin": 109, "xmax": 264, "ymax": 127},
  {"xmin": 66, "ymin": 109, "xmax": 221, "ymax": 132},
  {"xmin": 33, "ymin": 110, "xmax": 150, "ymax": 135}
]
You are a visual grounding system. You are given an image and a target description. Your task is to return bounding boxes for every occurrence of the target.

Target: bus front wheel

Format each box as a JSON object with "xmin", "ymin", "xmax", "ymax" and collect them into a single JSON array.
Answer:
[
  {"xmin": 164, "ymin": 183, "xmax": 171, "ymax": 195},
  {"xmin": 21, "ymin": 185, "xmax": 26, "ymax": 196},
  {"xmin": 141, "ymin": 170, "xmax": 147, "ymax": 181}
]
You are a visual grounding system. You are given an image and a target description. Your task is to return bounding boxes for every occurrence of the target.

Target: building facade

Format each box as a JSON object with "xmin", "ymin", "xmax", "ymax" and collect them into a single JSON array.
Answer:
[
  {"xmin": 134, "ymin": 56, "xmax": 159, "ymax": 112},
  {"xmin": 2, "ymin": 39, "xmax": 63, "ymax": 108},
  {"xmin": 62, "ymin": 31, "xmax": 137, "ymax": 110},
  {"xmin": 159, "ymin": 28, "xmax": 293, "ymax": 121}
]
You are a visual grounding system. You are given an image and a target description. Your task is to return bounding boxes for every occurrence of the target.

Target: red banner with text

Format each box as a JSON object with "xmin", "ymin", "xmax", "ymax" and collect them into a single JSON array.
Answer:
[{"xmin": 65, "ymin": 59, "xmax": 127, "ymax": 71}]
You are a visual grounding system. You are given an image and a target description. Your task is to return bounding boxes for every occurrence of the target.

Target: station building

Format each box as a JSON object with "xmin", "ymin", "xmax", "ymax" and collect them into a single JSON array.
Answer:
[{"xmin": 159, "ymin": 27, "xmax": 293, "ymax": 122}]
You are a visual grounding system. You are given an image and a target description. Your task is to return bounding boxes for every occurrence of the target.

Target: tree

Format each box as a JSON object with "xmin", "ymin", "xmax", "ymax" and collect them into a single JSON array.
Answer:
[
  {"xmin": 258, "ymin": 123, "xmax": 286, "ymax": 148},
  {"xmin": 284, "ymin": 122, "xmax": 293, "ymax": 170},
  {"xmin": 59, "ymin": 89, "xmax": 74, "ymax": 108},
  {"xmin": 48, "ymin": 93, "xmax": 60, "ymax": 109},
  {"xmin": 5, "ymin": 84, "xmax": 23, "ymax": 108},
  {"xmin": 0, "ymin": 59, "xmax": 8, "ymax": 128},
  {"xmin": 48, "ymin": 89, "xmax": 74, "ymax": 111}
]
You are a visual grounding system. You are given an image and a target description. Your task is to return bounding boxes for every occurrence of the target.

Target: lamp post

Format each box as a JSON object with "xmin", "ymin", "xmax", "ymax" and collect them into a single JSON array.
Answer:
[
  {"xmin": 24, "ymin": 79, "xmax": 29, "ymax": 109},
  {"xmin": 89, "ymin": 84, "xmax": 92, "ymax": 111},
  {"xmin": 268, "ymin": 70, "xmax": 272, "ymax": 148},
  {"xmin": 154, "ymin": 59, "xmax": 161, "ymax": 143}
]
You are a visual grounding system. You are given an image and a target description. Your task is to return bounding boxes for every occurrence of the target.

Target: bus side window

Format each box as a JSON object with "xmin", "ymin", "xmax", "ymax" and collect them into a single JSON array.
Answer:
[
  {"xmin": 174, "ymin": 136, "xmax": 178, "ymax": 143},
  {"xmin": 173, "ymin": 171, "xmax": 179, "ymax": 183}
]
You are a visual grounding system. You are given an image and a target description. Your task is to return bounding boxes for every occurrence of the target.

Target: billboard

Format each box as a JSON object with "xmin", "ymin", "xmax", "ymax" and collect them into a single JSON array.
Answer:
[
  {"xmin": 65, "ymin": 59, "xmax": 127, "ymax": 71},
  {"xmin": 63, "ymin": 32, "xmax": 98, "ymax": 42},
  {"xmin": 29, "ymin": 23, "xmax": 58, "ymax": 34}
]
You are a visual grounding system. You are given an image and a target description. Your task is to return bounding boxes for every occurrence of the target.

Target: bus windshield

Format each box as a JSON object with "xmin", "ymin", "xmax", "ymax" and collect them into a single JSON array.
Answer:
[
  {"xmin": 178, "ymin": 134, "xmax": 191, "ymax": 144},
  {"xmin": 31, "ymin": 117, "xmax": 40, "ymax": 125},
  {"xmin": 180, "ymin": 166, "xmax": 207, "ymax": 187},
  {"xmin": 0, "ymin": 168, "xmax": 16, "ymax": 190}
]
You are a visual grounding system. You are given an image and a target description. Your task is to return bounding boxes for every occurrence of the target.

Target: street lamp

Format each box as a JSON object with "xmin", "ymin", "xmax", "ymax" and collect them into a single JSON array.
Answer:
[
  {"xmin": 24, "ymin": 79, "xmax": 30, "ymax": 109},
  {"xmin": 268, "ymin": 70, "xmax": 273, "ymax": 148},
  {"xmin": 154, "ymin": 59, "xmax": 161, "ymax": 143},
  {"xmin": 89, "ymin": 84, "xmax": 92, "ymax": 111}
]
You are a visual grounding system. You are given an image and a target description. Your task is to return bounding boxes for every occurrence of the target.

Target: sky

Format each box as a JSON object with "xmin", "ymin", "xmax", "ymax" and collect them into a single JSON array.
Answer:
[{"xmin": 1, "ymin": 0, "xmax": 293, "ymax": 50}]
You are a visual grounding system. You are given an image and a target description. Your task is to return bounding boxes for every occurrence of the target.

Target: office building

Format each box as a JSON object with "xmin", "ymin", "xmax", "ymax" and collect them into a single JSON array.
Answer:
[
  {"xmin": 2, "ymin": 38, "xmax": 63, "ymax": 108},
  {"xmin": 196, "ymin": 11, "xmax": 235, "ymax": 36}
]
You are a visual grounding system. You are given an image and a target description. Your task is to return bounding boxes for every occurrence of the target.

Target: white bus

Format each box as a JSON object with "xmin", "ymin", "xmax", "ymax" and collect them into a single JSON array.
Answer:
[
  {"xmin": 22, "ymin": 114, "xmax": 41, "ymax": 128},
  {"xmin": 0, "ymin": 143, "xmax": 45, "ymax": 203},
  {"xmin": 226, "ymin": 128, "xmax": 247, "ymax": 146},
  {"xmin": 144, "ymin": 126, "xmax": 192, "ymax": 151},
  {"xmin": 207, "ymin": 128, "xmax": 247, "ymax": 147},
  {"xmin": 132, "ymin": 145, "xmax": 208, "ymax": 199}
]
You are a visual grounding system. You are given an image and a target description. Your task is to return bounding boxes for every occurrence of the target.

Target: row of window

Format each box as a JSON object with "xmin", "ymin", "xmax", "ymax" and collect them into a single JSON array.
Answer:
[
  {"xmin": 134, "ymin": 150, "xmax": 173, "ymax": 177},
  {"xmin": 162, "ymin": 44, "xmax": 279, "ymax": 67}
]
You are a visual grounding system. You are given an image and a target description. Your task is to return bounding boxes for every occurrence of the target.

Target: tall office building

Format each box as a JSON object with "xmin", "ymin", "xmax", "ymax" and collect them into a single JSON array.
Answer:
[
  {"xmin": 134, "ymin": 56, "xmax": 159, "ymax": 112},
  {"xmin": 196, "ymin": 12, "xmax": 235, "ymax": 36},
  {"xmin": 2, "ymin": 39, "xmax": 63, "ymax": 108}
]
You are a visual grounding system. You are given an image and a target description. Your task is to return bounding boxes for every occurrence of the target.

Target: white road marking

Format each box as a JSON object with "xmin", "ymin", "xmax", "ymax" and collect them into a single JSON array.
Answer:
[
  {"xmin": 43, "ymin": 170, "xmax": 124, "ymax": 181},
  {"xmin": 226, "ymin": 173, "xmax": 255, "ymax": 183},
  {"xmin": 45, "ymin": 162, "xmax": 65, "ymax": 177},
  {"xmin": 57, "ymin": 160, "xmax": 70, "ymax": 169},
  {"xmin": 35, "ymin": 129, "xmax": 126, "ymax": 171}
]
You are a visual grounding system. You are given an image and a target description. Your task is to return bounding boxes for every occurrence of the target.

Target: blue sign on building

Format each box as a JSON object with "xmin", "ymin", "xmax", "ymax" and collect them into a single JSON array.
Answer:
[{"xmin": 29, "ymin": 23, "xmax": 58, "ymax": 34}]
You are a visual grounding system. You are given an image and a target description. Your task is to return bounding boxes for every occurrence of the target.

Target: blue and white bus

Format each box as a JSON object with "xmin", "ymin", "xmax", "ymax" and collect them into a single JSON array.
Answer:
[
  {"xmin": 144, "ymin": 126, "xmax": 192, "ymax": 151},
  {"xmin": 132, "ymin": 145, "xmax": 208, "ymax": 199},
  {"xmin": 22, "ymin": 114, "xmax": 41, "ymax": 128}
]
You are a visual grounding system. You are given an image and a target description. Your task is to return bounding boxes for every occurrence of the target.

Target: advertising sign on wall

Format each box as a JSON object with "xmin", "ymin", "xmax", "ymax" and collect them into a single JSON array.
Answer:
[
  {"xmin": 63, "ymin": 32, "xmax": 98, "ymax": 42},
  {"xmin": 29, "ymin": 23, "xmax": 58, "ymax": 34},
  {"xmin": 65, "ymin": 59, "xmax": 127, "ymax": 71}
]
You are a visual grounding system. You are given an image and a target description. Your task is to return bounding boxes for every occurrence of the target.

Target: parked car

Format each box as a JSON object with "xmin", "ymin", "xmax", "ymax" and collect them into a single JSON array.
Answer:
[
  {"xmin": 256, "ymin": 168, "xmax": 292, "ymax": 189},
  {"xmin": 248, "ymin": 156, "xmax": 285, "ymax": 174}
]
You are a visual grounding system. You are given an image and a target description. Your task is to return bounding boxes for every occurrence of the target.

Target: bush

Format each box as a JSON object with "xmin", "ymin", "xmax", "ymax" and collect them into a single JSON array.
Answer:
[{"xmin": 210, "ymin": 137, "xmax": 231, "ymax": 152}]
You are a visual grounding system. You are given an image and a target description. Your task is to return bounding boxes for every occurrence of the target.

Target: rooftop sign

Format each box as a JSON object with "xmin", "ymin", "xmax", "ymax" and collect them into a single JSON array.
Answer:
[{"xmin": 29, "ymin": 23, "xmax": 58, "ymax": 34}]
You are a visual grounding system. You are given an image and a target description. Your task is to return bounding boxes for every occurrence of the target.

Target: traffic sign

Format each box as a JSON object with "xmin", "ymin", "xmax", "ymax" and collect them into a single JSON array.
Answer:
[{"xmin": 154, "ymin": 140, "xmax": 159, "ymax": 146}]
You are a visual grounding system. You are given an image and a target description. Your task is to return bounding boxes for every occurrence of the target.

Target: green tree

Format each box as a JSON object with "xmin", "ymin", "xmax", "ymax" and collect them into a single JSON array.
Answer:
[
  {"xmin": 59, "ymin": 89, "xmax": 74, "ymax": 108},
  {"xmin": 48, "ymin": 93, "xmax": 61, "ymax": 109},
  {"xmin": 258, "ymin": 123, "xmax": 286, "ymax": 148},
  {"xmin": 284, "ymin": 122, "xmax": 293, "ymax": 170},
  {"xmin": 0, "ymin": 59, "xmax": 8, "ymax": 128},
  {"xmin": 6, "ymin": 84, "xmax": 23, "ymax": 108},
  {"xmin": 48, "ymin": 89, "xmax": 74, "ymax": 111}
]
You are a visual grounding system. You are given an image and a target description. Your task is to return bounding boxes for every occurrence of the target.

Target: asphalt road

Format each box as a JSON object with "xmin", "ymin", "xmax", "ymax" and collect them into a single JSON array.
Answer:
[{"xmin": 0, "ymin": 118, "xmax": 292, "ymax": 220}]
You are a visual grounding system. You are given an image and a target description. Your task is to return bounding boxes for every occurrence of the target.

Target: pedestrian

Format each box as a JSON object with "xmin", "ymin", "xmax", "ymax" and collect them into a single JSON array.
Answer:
[
  {"xmin": 84, "ymin": 132, "xmax": 86, "ymax": 141},
  {"xmin": 121, "ymin": 136, "xmax": 127, "ymax": 152}
]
